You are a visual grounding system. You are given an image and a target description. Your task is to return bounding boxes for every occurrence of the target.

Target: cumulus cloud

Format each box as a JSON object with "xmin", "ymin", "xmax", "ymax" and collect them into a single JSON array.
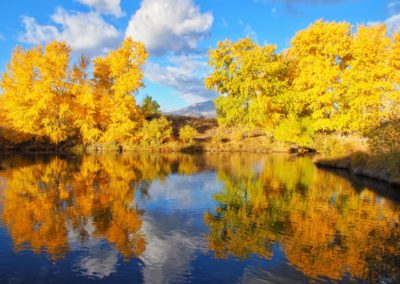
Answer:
[
  {"xmin": 19, "ymin": 8, "xmax": 121, "ymax": 55},
  {"xmin": 145, "ymin": 54, "xmax": 217, "ymax": 104},
  {"xmin": 125, "ymin": 0, "xmax": 213, "ymax": 55},
  {"xmin": 77, "ymin": 0, "xmax": 124, "ymax": 17}
]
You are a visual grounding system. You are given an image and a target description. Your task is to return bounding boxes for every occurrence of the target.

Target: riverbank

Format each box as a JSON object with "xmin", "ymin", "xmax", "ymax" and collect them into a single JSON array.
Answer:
[
  {"xmin": 315, "ymin": 152, "xmax": 400, "ymax": 186},
  {"xmin": 0, "ymin": 115, "xmax": 294, "ymax": 155},
  {"xmin": 1, "ymin": 114, "xmax": 398, "ymax": 187}
]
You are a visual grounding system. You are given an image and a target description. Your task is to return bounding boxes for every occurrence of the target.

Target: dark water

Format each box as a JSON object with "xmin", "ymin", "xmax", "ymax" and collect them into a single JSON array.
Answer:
[{"xmin": 0, "ymin": 153, "xmax": 399, "ymax": 284}]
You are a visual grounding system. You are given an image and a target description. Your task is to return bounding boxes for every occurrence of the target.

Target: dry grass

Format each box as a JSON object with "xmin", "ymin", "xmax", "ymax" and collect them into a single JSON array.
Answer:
[{"xmin": 315, "ymin": 151, "xmax": 400, "ymax": 186}]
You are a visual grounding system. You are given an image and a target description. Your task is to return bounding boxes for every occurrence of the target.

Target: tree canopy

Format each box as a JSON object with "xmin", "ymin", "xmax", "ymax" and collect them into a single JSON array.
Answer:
[
  {"xmin": 206, "ymin": 20, "xmax": 400, "ymax": 146},
  {"xmin": 0, "ymin": 37, "xmax": 147, "ymax": 145}
]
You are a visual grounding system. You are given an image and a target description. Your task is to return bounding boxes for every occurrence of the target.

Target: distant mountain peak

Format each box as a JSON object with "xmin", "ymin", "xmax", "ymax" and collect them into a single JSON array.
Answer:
[{"xmin": 168, "ymin": 100, "xmax": 216, "ymax": 118}]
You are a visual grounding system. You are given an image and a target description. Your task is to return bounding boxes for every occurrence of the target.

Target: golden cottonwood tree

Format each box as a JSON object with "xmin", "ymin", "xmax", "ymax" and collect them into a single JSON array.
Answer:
[
  {"xmin": 0, "ymin": 37, "xmax": 147, "ymax": 145},
  {"xmin": 71, "ymin": 56, "xmax": 103, "ymax": 143},
  {"xmin": 92, "ymin": 38, "xmax": 148, "ymax": 143},
  {"xmin": 206, "ymin": 20, "xmax": 400, "ymax": 147},
  {"xmin": 342, "ymin": 24, "xmax": 392, "ymax": 133},
  {"xmin": 1, "ymin": 42, "xmax": 74, "ymax": 143},
  {"xmin": 205, "ymin": 38, "xmax": 287, "ymax": 129},
  {"xmin": 288, "ymin": 20, "xmax": 352, "ymax": 131}
]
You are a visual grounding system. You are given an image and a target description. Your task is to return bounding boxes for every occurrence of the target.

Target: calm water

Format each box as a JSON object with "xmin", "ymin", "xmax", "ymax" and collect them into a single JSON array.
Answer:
[{"xmin": 0, "ymin": 153, "xmax": 399, "ymax": 284}]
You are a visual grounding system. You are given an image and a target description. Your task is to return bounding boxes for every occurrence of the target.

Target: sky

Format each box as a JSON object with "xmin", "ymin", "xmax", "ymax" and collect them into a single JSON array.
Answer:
[{"xmin": 0, "ymin": 0, "xmax": 396, "ymax": 111}]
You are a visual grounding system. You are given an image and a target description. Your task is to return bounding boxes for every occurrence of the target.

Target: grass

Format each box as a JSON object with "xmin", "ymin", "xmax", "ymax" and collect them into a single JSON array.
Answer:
[{"xmin": 315, "ymin": 151, "xmax": 400, "ymax": 186}]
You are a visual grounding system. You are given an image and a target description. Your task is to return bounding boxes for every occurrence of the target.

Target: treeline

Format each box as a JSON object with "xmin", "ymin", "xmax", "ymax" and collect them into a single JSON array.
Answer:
[
  {"xmin": 0, "ymin": 20, "xmax": 399, "ymax": 152},
  {"xmin": 0, "ymin": 38, "xmax": 198, "ymax": 148},
  {"xmin": 206, "ymin": 20, "xmax": 400, "ymax": 149},
  {"xmin": 0, "ymin": 38, "xmax": 149, "ymax": 145}
]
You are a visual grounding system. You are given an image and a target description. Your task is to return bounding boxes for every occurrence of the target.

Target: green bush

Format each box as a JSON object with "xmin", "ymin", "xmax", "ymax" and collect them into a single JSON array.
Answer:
[
  {"xmin": 179, "ymin": 125, "xmax": 198, "ymax": 144},
  {"xmin": 141, "ymin": 95, "xmax": 160, "ymax": 118},
  {"xmin": 140, "ymin": 116, "xmax": 172, "ymax": 146}
]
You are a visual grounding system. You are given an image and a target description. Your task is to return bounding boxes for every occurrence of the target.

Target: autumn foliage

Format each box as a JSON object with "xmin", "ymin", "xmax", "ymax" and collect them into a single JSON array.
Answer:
[
  {"xmin": 0, "ymin": 20, "xmax": 399, "ymax": 152},
  {"xmin": 204, "ymin": 154, "xmax": 400, "ymax": 282},
  {"xmin": 206, "ymin": 20, "xmax": 400, "ymax": 147},
  {"xmin": 0, "ymin": 37, "xmax": 147, "ymax": 145}
]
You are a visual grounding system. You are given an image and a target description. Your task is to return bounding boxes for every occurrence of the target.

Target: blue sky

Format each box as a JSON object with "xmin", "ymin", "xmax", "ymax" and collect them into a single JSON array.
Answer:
[{"xmin": 0, "ymin": 0, "xmax": 396, "ymax": 111}]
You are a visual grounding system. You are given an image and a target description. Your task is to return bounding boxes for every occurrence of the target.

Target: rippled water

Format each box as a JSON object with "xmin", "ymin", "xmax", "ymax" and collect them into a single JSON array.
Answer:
[{"xmin": 0, "ymin": 153, "xmax": 399, "ymax": 283}]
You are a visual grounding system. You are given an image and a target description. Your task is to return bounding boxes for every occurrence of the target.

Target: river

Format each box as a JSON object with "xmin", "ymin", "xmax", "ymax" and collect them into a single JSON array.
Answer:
[{"xmin": 0, "ymin": 153, "xmax": 399, "ymax": 283}]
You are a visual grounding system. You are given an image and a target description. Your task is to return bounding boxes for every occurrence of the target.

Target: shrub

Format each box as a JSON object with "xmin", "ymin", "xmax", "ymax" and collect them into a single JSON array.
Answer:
[
  {"xmin": 367, "ymin": 119, "xmax": 400, "ymax": 155},
  {"xmin": 313, "ymin": 134, "xmax": 367, "ymax": 156},
  {"xmin": 210, "ymin": 127, "xmax": 227, "ymax": 144},
  {"xmin": 230, "ymin": 128, "xmax": 244, "ymax": 142},
  {"xmin": 179, "ymin": 125, "xmax": 198, "ymax": 144},
  {"xmin": 141, "ymin": 95, "xmax": 160, "ymax": 118},
  {"xmin": 140, "ymin": 116, "xmax": 172, "ymax": 146}
]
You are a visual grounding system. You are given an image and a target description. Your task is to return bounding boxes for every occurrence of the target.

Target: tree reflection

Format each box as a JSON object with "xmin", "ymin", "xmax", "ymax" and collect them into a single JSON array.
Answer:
[
  {"xmin": 1, "ymin": 153, "xmax": 399, "ymax": 282},
  {"xmin": 204, "ymin": 155, "xmax": 400, "ymax": 282},
  {"xmin": 0, "ymin": 153, "xmax": 197, "ymax": 261}
]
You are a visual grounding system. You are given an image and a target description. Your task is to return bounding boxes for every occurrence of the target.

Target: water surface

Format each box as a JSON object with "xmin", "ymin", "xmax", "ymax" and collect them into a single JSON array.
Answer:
[{"xmin": 0, "ymin": 153, "xmax": 399, "ymax": 283}]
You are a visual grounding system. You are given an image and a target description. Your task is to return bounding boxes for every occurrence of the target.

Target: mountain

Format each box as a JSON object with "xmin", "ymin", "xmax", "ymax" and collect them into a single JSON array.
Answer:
[{"xmin": 168, "ymin": 100, "xmax": 216, "ymax": 118}]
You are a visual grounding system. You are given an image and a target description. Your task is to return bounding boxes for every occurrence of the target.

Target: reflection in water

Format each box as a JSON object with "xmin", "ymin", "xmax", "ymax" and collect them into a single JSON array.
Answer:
[
  {"xmin": 0, "ymin": 153, "xmax": 399, "ymax": 283},
  {"xmin": 0, "ymin": 154, "xmax": 149, "ymax": 261},
  {"xmin": 204, "ymin": 155, "xmax": 400, "ymax": 282}
]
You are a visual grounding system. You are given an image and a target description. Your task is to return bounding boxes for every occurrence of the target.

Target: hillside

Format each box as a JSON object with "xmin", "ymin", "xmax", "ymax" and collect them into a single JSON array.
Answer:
[{"xmin": 168, "ymin": 100, "xmax": 216, "ymax": 118}]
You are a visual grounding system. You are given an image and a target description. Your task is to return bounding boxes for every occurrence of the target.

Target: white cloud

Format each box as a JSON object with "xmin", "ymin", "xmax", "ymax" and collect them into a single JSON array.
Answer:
[
  {"xmin": 125, "ymin": 0, "xmax": 213, "ymax": 55},
  {"xmin": 19, "ymin": 8, "xmax": 121, "ymax": 56},
  {"xmin": 77, "ymin": 0, "xmax": 124, "ymax": 17},
  {"xmin": 20, "ymin": 16, "xmax": 59, "ymax": 44},
  {"xmin": 77, "ymin": 247, "xmax": 119, "ymax": 279},
  {"xmin": 145, "ymin": 54, "xmax": 217, "ymax": 104},
  {"xmin": 368, "ymin": 13, "xmax": 400, "ymax": 34},
  {"xmin": 140, "ymin": 215, "xmax": 206, "ymax": 284},
  {"xmin": 384, "ymin": 14, "xmax": 400, "ymax": 34}
]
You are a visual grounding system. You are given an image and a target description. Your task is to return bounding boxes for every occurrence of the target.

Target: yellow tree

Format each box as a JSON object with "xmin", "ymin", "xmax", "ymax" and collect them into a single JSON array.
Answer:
[
  {"xmin": 93, "ymin": 37, "xmax": 148, "ymax": 143},
  {"xmin": 389, "ymin": 32, "xmax": 400, "ymax": 117},
  {"xmin": 205, "ymin": 38, "xmax": 287, "ymax": 129},
  {"xmin": 70, "ymin": 56, "xmax": 103, "ymax": 143},
  {"xmin": 1, "ymin": 41, "xmax": 75, "ymax": 144},
  {"xmin": 288, "ymin": 20, "xmax": 352, "ymax": 131},
  {"xmin": 342, "ymin": 24, "xmax": 392, "ymax": 133}
]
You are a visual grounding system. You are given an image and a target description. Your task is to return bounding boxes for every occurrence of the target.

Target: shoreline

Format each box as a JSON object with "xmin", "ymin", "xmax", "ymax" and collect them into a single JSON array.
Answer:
[
  {"xmin": 2, "ymin": 142, "xmax": 398, "ymax": 188},
  {"xmin": 315, "ymin": 154, "xmax": 400, "ymax": 187}
]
